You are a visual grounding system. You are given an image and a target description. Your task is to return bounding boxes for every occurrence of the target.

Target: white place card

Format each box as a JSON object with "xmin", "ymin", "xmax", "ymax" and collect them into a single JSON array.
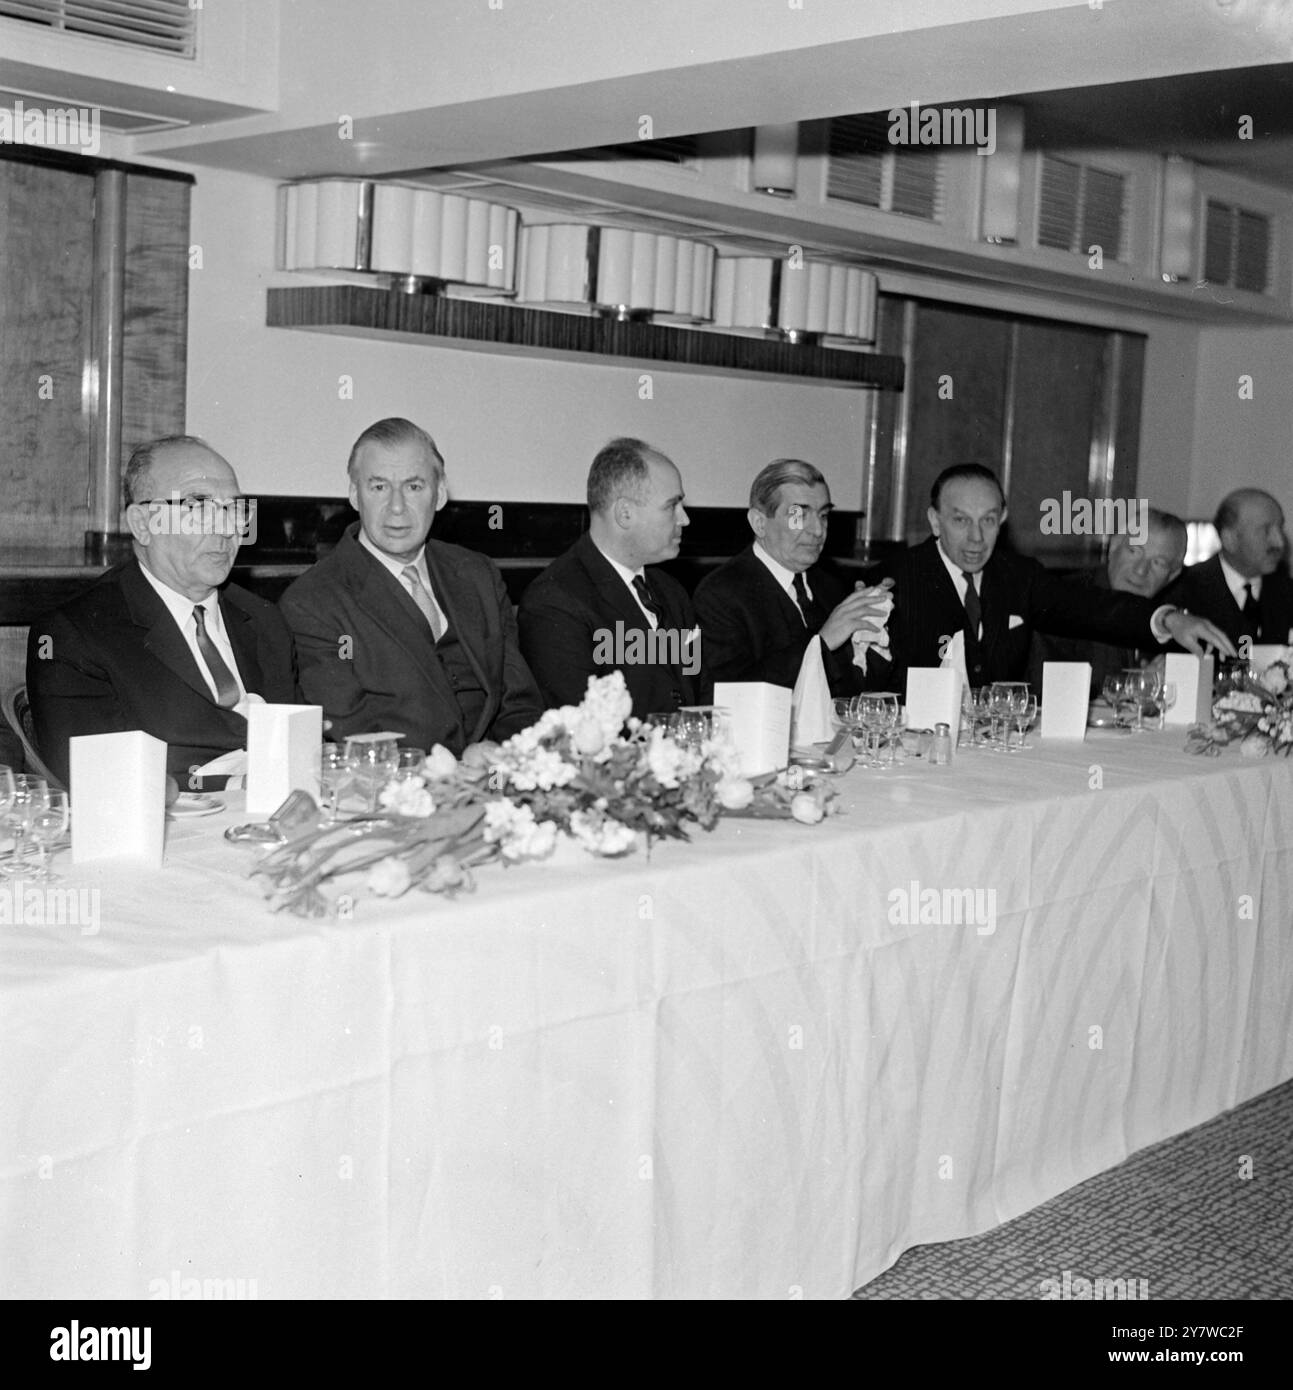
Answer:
[
  {"xmin": 905, "ymin": 668, "xmax": 962, "ymax": 749},
  {"xmin": 246, "ymin": 704, "xmax": 323, "ymax": 816},
  {"xmin": 790, "ymin": 637, "xmax": 835, "ymax": 746},
  {"xmin": 1163, "ymin": 653, "xmax": 1214, "ymax": 726},
  {"xmin": 713, "ymin": 681, "xmax": 791, "ymax": 776},
  {"xmin": 70, "ymin": 730, "xmax": 166, "ymax": 867},
  {"xmin": 1039, "ymin": 662, "xmax": 1091, "ymax": 741}
]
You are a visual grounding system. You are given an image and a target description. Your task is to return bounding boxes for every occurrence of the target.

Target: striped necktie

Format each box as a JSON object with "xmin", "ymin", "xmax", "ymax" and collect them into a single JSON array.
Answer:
[
  {"xmin": 402, "ymin": 565, "xmax": 443, "ymax": 640},
  {"xmin": 192, "ymin": 604, "xmax": 240, "ymax": 708}
]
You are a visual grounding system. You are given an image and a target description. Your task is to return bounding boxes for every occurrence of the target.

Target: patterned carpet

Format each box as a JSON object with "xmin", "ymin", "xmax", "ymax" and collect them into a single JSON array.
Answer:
[{"xmin": 852, "ymin": 1078, "xmax": 1293, "ymax": 1300}]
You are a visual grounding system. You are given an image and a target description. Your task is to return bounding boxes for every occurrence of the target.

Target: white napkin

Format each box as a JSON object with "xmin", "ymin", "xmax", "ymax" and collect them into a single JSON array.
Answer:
[
  {"xmin": 851, "ymin": 591, "xmax": 894, "ymax": 676},
  {"xmin": 791, "ymin": 636, "xmax": 836, "ymax": 745},
  {"xmin": 940, "ymin": 628, "xmax": 970, "ymax": 698},
  {"xmin": 191, "ymin": 749, "xmax": 247, "ymax": 787}
]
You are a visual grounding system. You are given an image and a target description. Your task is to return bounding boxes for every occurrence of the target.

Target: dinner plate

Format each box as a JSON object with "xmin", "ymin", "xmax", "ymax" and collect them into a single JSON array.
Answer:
[{"xmin": 168, "ymin": 794, "xmax": 224, "ymax": 818}]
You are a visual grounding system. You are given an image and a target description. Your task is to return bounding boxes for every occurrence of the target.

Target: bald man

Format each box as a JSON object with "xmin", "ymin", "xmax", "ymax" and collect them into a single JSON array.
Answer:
[
  {"xmin": 1167, "ymin": 488, "xmax": 1293, "ymax": 649},
  {"xmin": 28, "ymin": 435, "xmax": 297, "ymax": 789}
]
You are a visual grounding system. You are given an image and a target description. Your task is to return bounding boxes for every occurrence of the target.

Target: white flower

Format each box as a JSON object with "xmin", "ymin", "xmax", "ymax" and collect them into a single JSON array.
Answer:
[
  {"xmin": 425, "ymin": 744, "xmax": 459, "ymax": 779},
  {"xmin": 716, "ymin": 777, "xmax": 754, "ymax": 811},
  {"xmin": 646, "ymin": 728, "xmax": 686, "ymax": 788},
  {"xmin": 572, "ymin": 715, "xmax": 606, "ymax": 756},
  {"xmin": 568, "ymin": 810, "xmax": 638, "ymax": 856},
  {"xmin": 378, "ymin": 778, "xmax": 435, "ymax": 818},
  {"xmin": 482, "ymin": 800, "xmax": 558, "ymax": 860},
  {"xmin": 1239, "ymin": 731, "xmax": 1271, "ymax": 758},
  {"xmin": 791, "ymin": 792, "xmax": 825, "ymax": 825},
  {"xmin": 367, "ymin": 856, "xmax": 412, "ymax": 897},
  {"xmin": 1259, "ymin": 663, "xmax": 1289, "ymax": 696},
  {"xmin": 1217, "ymin": 691, "xmax": 1265, "ymax": 714}
]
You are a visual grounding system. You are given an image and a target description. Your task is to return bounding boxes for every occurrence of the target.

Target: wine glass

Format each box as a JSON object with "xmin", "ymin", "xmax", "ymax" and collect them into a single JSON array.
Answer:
[
  {"xmin": 319, "ymin": 744, "xmax": 353, "ymax": 823},
  {"xmin": 0, "ymin": 775, "xmax": 49, "ymax": 878},
  {"xmin": 1156, "ymin": 681, "xmax": 1178, "ymax": 732},
  {"xmin": 673, "ymin": 708, "xmax": 711, "ymax": 751},
  {"xmin": 27, "ymin": 789, "xmax": 70, "ymax": 881},
  {"xmin": 1122, "ymin": 667, "xmax": 1160, "ymax": 733},
  {"xmin": 986, "ymin": 683, "xmax": 1014, "ymax": 751},
  {"xmin": 1101, "ymin": 673, "xmax": 1128, "ymax": 727},
  {"xmin": 392, "ymin": 748, "xmax": 428, "ymax": 780},
  {"xmin": 1010, "ymin": 692, "xmax": 1038, "ymax": 752},
  {"xmin": 858, "ymin": 694, "xmax": 898, "ymax": 768},
  {"xmin": 344, "ymin": 737, "xmax": 400, "ymax": 813},
  {"xmin": 959, "ymin": 687, "xmax": 985, "ymax": 749}
]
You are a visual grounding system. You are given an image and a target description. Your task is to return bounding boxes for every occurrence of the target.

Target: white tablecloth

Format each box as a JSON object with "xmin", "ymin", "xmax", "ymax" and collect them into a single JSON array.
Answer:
[{"xmin": 3, "ymin": 731, "xmax": 1291, "ymax": 1299}]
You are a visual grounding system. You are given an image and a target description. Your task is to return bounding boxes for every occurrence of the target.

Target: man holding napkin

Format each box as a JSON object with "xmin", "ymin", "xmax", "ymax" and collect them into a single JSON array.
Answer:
[
  {"xmin": 694, "ymin": 459, "xmax": 892, "ymax": 699},
  {"xmin": 27, "ymin": 435, "xmax": 296, "ymax": 789},
  {"xmin": 859, "ymin": 463, "xmax": 1233, "ymax": 691}
]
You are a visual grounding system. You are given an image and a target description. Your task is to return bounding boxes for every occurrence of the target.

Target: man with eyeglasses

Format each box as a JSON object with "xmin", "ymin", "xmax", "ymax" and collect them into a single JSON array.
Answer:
[
  {"xmin": 27, "ymin": 435, "xmax": 296, "ymax": 789},
  {"xmin": 1028, "ymin": 508, "xmax": 1190, "ymax": 695}
]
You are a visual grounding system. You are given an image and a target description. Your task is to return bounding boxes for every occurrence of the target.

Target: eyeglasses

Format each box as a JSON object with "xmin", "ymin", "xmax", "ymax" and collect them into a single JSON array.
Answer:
[{"xmin": 133, "ymin": 495, "xmax": 256, "ymax": 536}]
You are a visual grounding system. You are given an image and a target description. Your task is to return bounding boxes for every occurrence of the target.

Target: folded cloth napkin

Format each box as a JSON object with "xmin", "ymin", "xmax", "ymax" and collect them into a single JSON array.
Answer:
[
  {"xmin": 191, "ymin": 748, "xmax": 247, "ymax": 789},
  {"xmin": 851, "ymin": 590, "xmax": 895, "ymax": 676},
  {"xmin": 941, "ymin": 628, "xmax": 970, "ymax": 697},
  {"xmin": 791, "ymin": 636, "xmax": 836, "ymax": 746}
]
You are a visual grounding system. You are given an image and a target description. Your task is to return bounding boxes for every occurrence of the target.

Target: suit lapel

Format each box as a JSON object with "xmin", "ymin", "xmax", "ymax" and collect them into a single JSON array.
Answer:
[
  {"xmin": 424, "ymin": 541, "xmax": 496, "ymax": 741},
  {"xmin": 220, "ymin": 591, "xmax": 263, "ymax": 691},
  {"xmin": 975, "ymin": 560, "xmax": 1010, "ymax": 669},
  {"xmin": 122, "ymin": 562, "xmax": 220, "ymax": 704}
]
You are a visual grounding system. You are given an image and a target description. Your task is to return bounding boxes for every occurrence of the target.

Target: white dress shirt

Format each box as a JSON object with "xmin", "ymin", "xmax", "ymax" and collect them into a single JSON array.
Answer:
[
  {"xmin": 595, "ymin": 542, "xmax": 658, "ymax": 629},
  {"xmin": 1219, "ymin": 554, "xmax": 1261, "ymax": 608},
  {"xmin": 359, "ymin": 530, "xmax": 449, "ymax": 636},
  {"xmin": 752, "ymin": 541, "xmax": 811, "ymax": 610},
  {"xmin": 935, "ymin": 542, "xmax": 982, "ymax": 638},
  {"xmin": 138, "ymin": 563, "xmax": 248, "ymax": 703}
]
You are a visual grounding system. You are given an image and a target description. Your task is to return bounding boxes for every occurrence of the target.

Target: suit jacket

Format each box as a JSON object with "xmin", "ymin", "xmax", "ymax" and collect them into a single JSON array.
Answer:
[
  {"xmin": 1164, "ymin": 553, "xmax": 1293, "ymax": 649},
  {"xmin": 692, "ymin": 545, "xmax": 867, "ymax": 698},
  {"xmin": 867, "ymin": 536, "xmax": 1160, "ymax": 692},
  {"xmin": 517, "ymin": 533, "xmax": 699, "ymax": 718},
  {"xmin": 1027, "ymin": 569, "xmax": 1144, "ymax": 696},
  {"xmin": 26, "ymin": 558, "xmax": 297, "ymax": 790},
  {"xmin": 279, "ymin": 524, "xmax": 543, "ymax": 754}
]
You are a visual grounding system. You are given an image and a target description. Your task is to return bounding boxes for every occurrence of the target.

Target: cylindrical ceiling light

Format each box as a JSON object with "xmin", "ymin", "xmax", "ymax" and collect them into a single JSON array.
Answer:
[
  {"xmin": 712, "ymin": 256, "xmax": 877, "ymax": 344},
  {"xmin": 517, "ymin": 224, "xmax": 715, "ymax": 322},
  {"xmin": 1159, "ymin": 154, "xmax": 1198, "ymax": 283},
  {"xmin": 751, "ymin": 123, "xmax": 800, "ymax": 198},
  {"xmin": 280, "ymin": 178, "xmax": 519, "ymax": 295},
  {"xmin": 979, "ymin": 103, "xmax": 1025, "ymax": 245}
]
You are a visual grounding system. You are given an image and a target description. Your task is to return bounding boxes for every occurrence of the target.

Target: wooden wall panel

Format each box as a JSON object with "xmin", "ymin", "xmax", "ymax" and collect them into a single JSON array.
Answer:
[{"xmin": 0, "ymin": 160, "xmax": 94, "ymax": 553}]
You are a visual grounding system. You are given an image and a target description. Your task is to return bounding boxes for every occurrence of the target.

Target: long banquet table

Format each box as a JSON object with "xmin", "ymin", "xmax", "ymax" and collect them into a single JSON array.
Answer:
[{"xmin": 3, "ymin": 730, "xmax": 1291, "ymax": 1300}]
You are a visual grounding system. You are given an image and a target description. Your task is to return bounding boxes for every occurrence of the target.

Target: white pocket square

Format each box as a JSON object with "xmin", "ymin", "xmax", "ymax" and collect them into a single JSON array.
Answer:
[{"xmin": 1008, "ymin": 614, "xmax": 1025, "ymax": 630}]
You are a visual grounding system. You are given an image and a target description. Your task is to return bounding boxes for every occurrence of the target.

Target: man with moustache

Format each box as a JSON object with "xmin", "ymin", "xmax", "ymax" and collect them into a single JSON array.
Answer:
[
  {"xmin": 518, "ymin": 437, "xmax": 699, "ymax": 719},
  {"xmin": 1029, "ymin": 508, "xmax": 1189, "ymax": 695},
  {"xmin": 1166, "ymin": 488, "xmax": 1293, "ymax": 650},
  {"xmin": 693, "ymin": 458, "xmax": 891, "ymax": 698},
  {"xmin": 860, "ymin": 463, "xmax": 1233, "ymax": 692},
  {"xmin": 27, "ymin": 435, "xmax": 296, "ymax": 789},
  {"xmin": 279, "ymin": 417, "xmax": 542, "ymax": 755}
]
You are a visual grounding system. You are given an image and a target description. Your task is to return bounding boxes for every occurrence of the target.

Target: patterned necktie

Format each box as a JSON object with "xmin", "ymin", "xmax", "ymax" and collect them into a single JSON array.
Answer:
[
  {"xmin": 961, "ymin": 570, "xmax": 983, "ymax": 641},
  {"xmin": 192, "ymin": 604, "xmax": 240, "ymax": 709},
  {"xmin": 402, "ymin": 565, "xmax": 443, "ymax": 640},
  {"xmin": 632, "ymin": 574, "xmax": 662, "ymax": 623},
  {"xmin": 1240, "ymin": 582, "xmax": 1261, "ymax": 640},
  {"xmin": 792, "ymin": 572, "xmax": 814, "ymax": 628}
]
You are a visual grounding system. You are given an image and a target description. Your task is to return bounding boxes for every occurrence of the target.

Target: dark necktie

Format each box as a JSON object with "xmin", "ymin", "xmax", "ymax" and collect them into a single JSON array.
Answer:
[
  {"xmin": 632, "ymin": 574, "xmax": 662, "ymax": 623},
  {"xmin": 792, "ymin": 572, "xmax": 815, "ymax": 628},
  {"xmin": 961, "ymin": 570, "xmax": 982, "ymax": 641},
  {"xmin": 1240, "ymin": 582, "xmax": 1261, "ymax": 641},
  {"xmin": 192, "ymin": 604, "xmax": 240, "ymax": 709}
]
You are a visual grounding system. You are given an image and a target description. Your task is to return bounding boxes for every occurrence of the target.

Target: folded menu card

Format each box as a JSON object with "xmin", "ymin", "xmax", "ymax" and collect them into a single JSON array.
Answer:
[
  {"xmin": 906, "ymin": 668, "xmax": 961, "ymax": 749},
  {"xmin": 791, "ymin": 637, "xmax": 835, "ymax": 746},
  {"xmin": 1163, "ymin": 653, "xmax": 1214, "ymax": 726},
  {"xmin": 1039, "ymin": 662, "xmax": 1091, "ymax": 740},
  {"xmin": 713, "ymin": 681, "xmax": 792, "ymax": 776},
  {"xmin": 246, "ymin": 704, "xmax": 323, "ymax": 816},
  {"xmin": 70, "ymin": 730, "xmax": 166, "ymax": 866}
]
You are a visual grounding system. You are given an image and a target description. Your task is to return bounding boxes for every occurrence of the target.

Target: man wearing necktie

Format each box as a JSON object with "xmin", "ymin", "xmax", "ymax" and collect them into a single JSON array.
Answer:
[
  {"xmin": 279, "ymin": 418, "xmax": 543, "ymax": 756},
  {"xmin": 1166, "ymin": 488, "xmax": 1293, "ymax": 654},
  {"xmin": 27, "ymin": 436, "xmax": 297, "ymax": 789},
  {"xmin": 693, "ymin": 459, "xmax": 892, "ymax": 698},
  {"xmin": 860, "ymin": 463, "xmax": 1234, "ymax": 692},
  {"xmin": 518, "ymin": 437, "xmax": 700, "ymax": 719}
]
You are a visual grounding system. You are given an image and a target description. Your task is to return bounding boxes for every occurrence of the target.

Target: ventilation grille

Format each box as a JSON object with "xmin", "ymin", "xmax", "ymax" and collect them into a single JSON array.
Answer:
[
  {"xmin": 0, "ymin": 0, "xmax": 196, "ymax": 56},
  {"xmin": 1203, "ymin": 200, "xmax": 1271, "ymax": 294},
  {"xmin": 1037, "ymin": 154, "xmax": 1127, "ymax": 261},
  {"xmin": 826, "ymin": 113, "xmax": 944, "ymax": 222}
]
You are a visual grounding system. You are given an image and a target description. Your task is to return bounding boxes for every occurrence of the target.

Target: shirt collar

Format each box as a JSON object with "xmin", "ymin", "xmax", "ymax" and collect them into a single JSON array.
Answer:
[
  {"xmin": 137, "ymin": 561, "xmax": 221, "ymax": 630},
  {"xmin": 752, "ymin": 540, "xmax": 802, "ymax": 597},
  {"xmin": 1219, "ymin": 553, "xmax": 1260, "ymax": 603},
  {"xmin": 592, "ymin": 540, "xmax": 644, "ymax": 589},
  {"xmin": 935, "ymin": 539, "xmax": 977, "ymax": 595},
  {"xmin": 359, "ymin": 526, "xmax": 429, "ymax": 586}
]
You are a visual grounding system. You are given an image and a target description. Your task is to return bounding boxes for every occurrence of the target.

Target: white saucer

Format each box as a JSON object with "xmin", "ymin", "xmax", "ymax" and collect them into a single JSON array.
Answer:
[{"xmin": 168, "ymin": 794, "xmax": 224, "ymax": 818}]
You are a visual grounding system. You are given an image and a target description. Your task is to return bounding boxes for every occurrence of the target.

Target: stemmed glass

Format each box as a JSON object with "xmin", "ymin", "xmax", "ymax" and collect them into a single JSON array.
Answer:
[
  {"xmin": 319, "ymin": 744, "xmax": 354, "ymax": 823},
  {"xmin": 1123, "ymin": 666, "xmax": 1162, "ymax": 733},
  {"xmin": 1102, "ymin": 673, "xmax": 1129, "ymax": 727},
  {"xmin": 0, "ymin": 775, "xmax": 49, "ymax": 878},
  {"xmin": 391, "ymin": 748, "xmax": 428, "ymax": 781},
  {"xmin": 858, "ymin": 694, "xmax": 899, "ymax": 768},
  {"xmin": 344, "ymin": 737, "xmax": 400, "ymax": 813},
  {"xmin": 0, "ymin": 766, "xmax": 14, "ymax": 869},
  {"xmin": 27, "ymin": 790, "xmax": 70, "ymax": 881},
  {"xmin": 1009, "ymin": 692, "xmax": 1038, "ymax": 752},
  {"xmin": 1156, "ymin": 681, "xmax": 1178, "ymax": 732},
  {"xmin": 959, "ymin": 687, "xmax": 985, "ymax": 749},
  {"xmin": 985, "ymin": 683, "xmax": 1012, "ymax": 751}
]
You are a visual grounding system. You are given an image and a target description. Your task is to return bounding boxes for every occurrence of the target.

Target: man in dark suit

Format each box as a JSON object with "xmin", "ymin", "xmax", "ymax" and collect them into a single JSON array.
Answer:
[
  {"xmin": 279, "ymin": 417, "xmax": 542, "ymax": 755},
  {"xmin": 1165, "ymin": 488, "xmax": 1293, "ymax": 652},
  {"xmin": 693, "ymin": 458, "xmax": 891, "ymax": 698},
  {"xmin": 1029, "ymin": 508, "xmax": 1188, "ymax": 695},
  {"xmin": 518, "ymin": 438, "xmax": 699, "ymax": 719},
  {"xmin": 27, "ymin": 435, "xmax": 296, "ymax": 789},
  {"xmin": 860, "ymin": 464, "xmax": 1232, "ymax": 692}
]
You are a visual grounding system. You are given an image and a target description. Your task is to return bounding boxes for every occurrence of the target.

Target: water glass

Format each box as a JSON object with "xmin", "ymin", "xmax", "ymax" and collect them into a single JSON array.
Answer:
[
  {"xmin": 27, "ymin": 789, "xmax": 70, "ymax": 881},
  {"xmin": 319, "ymin": 744, "xmax": 353, "ymax": 822},
  {"xmin": 1010, "ymin": 692, "xmax": 1038, "ymax": 751},
  {"xmin": 0, "ymin": 775, "xmax": 49, "ymax": 878},
  {"xmin": 344, "ymin": 738, "xmax": 400, "ymax": 813},
  {"xmin": 1156, "ymin": 681, "xmax": 1177, "ymax": 732},
  {"xmin": 1122, "ymin": 667, "xmax": 1161, "ymax": 733},
  {"xmin": 1102, "ymin": 673, "xmax": 1129, "ymax": 727}
]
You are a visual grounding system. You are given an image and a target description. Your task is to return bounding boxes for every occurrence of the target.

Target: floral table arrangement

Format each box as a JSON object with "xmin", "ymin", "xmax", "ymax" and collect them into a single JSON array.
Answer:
[
  {"xmin": 1186, "ymin": 656, "xmax": 1293, "ymax": 758},
  {"xmin": 252, "ymin": 673, "xmax": 837, "ymax": 918}
]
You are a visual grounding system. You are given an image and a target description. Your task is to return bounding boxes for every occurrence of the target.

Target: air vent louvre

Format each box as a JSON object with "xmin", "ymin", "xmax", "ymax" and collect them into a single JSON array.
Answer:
[
  {"xmin": 827, "ymin": 113, "xmax": 943, "ymax": 222},
  {"xmin": 0, "ymin": 0, "xmax": 196, "ymax": 56},
  {"xmin": 1204, "ymin": 200, "xmax": 1271, "ymax": 294},
  {"xmin": 1037, "ymin": 154, "xmax": 1126, "ymax": 261}
]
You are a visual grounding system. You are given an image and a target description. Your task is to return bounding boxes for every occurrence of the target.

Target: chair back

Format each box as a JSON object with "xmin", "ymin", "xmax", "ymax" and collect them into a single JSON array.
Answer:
[{"xmin": 1, "ymin": 684, "xmax": 62, "ymax": 789}]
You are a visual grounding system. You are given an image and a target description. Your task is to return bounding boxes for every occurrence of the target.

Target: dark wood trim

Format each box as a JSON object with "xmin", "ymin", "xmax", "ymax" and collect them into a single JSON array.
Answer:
[
  {"xmin": 0, "ymin": 144, "xmax": 195, "ymax": 183},
  {"xmin": 267, "ymin": 285, "xmax": 906, "ymax": 389}
]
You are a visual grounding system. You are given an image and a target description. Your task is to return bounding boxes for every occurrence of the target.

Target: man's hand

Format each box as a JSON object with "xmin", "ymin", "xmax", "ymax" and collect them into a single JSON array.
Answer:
[
  {"xmin": 1163, "ymin": 610, "xmax": 1236, "ymax": 659},
  {"xmin": 819, "ymin": 578, "xmax": 894, "ymax": 651}
]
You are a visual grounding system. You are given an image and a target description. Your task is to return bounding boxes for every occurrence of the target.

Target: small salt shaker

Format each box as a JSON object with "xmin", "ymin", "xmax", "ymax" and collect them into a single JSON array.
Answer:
[{"xmin": 930, "ymin": 722, "xmax": 952, "ymax": 766}]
